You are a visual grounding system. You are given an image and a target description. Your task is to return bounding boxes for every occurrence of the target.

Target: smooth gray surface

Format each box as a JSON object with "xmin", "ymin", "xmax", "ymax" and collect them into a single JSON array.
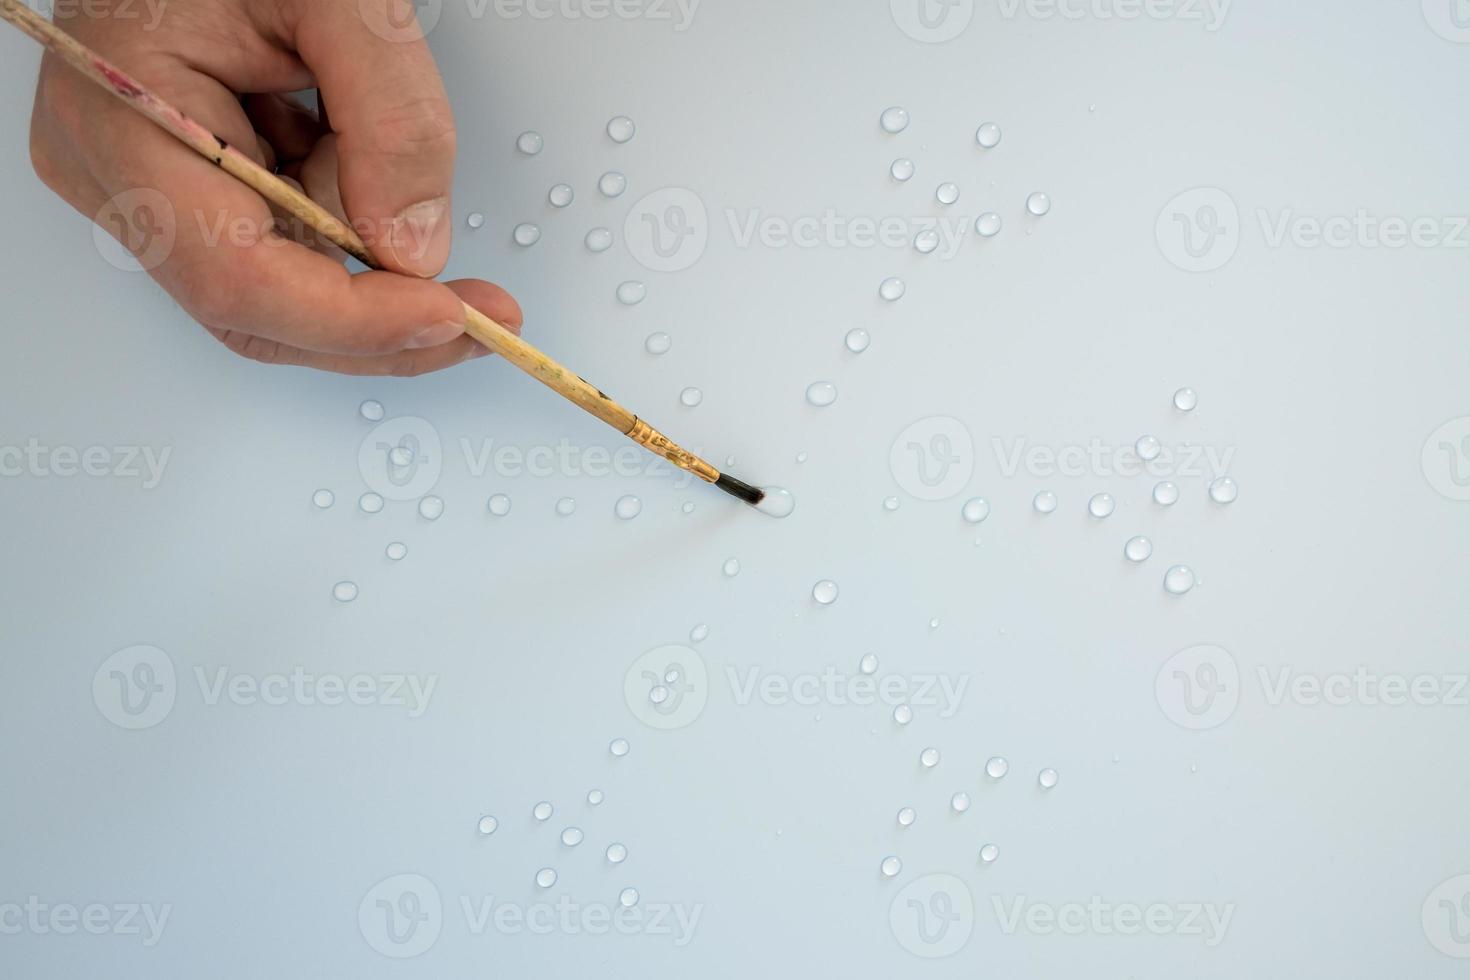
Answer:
[{"xmin": 3, "ymin": 0, "xmax": 1470, "ymax": 976}]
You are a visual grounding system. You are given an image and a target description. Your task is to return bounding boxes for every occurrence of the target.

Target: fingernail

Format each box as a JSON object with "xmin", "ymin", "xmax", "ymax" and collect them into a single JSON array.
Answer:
[
  {"xmin": 409, "ymin": 318, "xmax": 464, "ymax": 349},
  {"xmin": 390, "ymin": 197, "xmax": 451, "ymax": 277}
]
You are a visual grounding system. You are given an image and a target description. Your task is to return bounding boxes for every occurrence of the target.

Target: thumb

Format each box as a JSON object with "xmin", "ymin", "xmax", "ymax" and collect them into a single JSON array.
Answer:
[{"xmin": 291, "ymin": 0, "xmax": 456, "ymax": 278}]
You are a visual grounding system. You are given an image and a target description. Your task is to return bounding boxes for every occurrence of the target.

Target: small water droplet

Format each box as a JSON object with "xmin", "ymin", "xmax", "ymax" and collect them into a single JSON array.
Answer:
[
  {"xmin": 859, "ymin": 653, "xmax": 879, "ymax": 675},
  {"xmin": 418, "ymin": 496, "xmax": 444, "ymax": 520},
  {"xmin": 1209, "ymin": 477, "xmax": 1239, "ymax": 504},
  {"xmin": 893, "ymin": 704, "xmax": 913, "ymax": 725},
  {"xmin": 929, "ymin": 618, "xmax": 941, "ymax": 629},
  {"xmin": 680, "ymin": 387, "xmax": 704, "ymax": 408},
  {"xmin": 359, "ymin": 492, "xmax": 385, "ymax": 514},
  {"xmin": 920, "ymin": 747, "xmax": 940, "ymax": 768},
  {"xmin": 1164, "ymin": 564, "xmax": 1197, "ymax": 596},
  {"xmin": 961, "ymin": 497, "xmax": 990, "ymax": 524},
  {"xmin": 488, "ymin": 493, "xmax": 512, "ymax": 517},
  {"xmin": 585, "ymin": 227, "xmax": 613, "ymax": 252},
  {"xmin": 616, "ymin": 281, "xmax": 647, "ymax": 306},
  {"xmin": 312, "ymin": 489, "xmax": 335, "ymax": 509},
  {"xmin": 1038, "ymin": 768, "xmax": 1059, "ymax": 789},
  {"xmin": 648, "ymin": 685, "xmax": 669, "ymax": 705},
  {"xmin": 935, "ymin": 182, "xmax": 960, "ymax": 206},
  {"xmin": 1135, "ymin": 435, "xmax": 1161, "ymax": 461},
  {"xmin": 1026, "ymin": 192, "xmax": 1052, "ymax": 216},
  {"xmin": 466, "ymin": 212, "xmax": 485, "ymax": 229},
  {"xmin": 979, "ymin": 844, "xmax": 999, "ymax": 864},
  {"xmin": 880, "ymin": 856, "xmax": 903, "ymax": 878},
  {"xmin": 535, "ymin": 868, "xmax": 557, "ymax": 888},
  {"xmin": 681, "ymin": 501, "xmax": 696, "ymax": 514},
  {"xmin": 359, "ymin": 399, "xmax": 385, "ymax": 421},
  {"xmin": 976, "ymin": 122, "xmax": 1002, "ymax": 148},
  {"xmin": 386, "ymin": 542, "xmax": 408, "ymax": 561},
  {"xmin": 796, "ymin": 452, "xmax": 809, "ymax": 464},
  {"xmin": 332, "ymin": 581, "xmax": 358, "ymax": 603},
  {"xmin": 513, "ymin": 222, "xmax": 541, "ymax": 247},
  {"xmin": 897, "ymin": 806, "xmax": 916, "ymax": 827},
  {"xmin": 614, "ymin": 495, "xmax": 643, "ymax": 520},
  {"xmin": 587, "ymin": 789, "xmax": 604, "ymax": 805},
  {"xmin": 555, "ymin": 497, "xmax": 576, "ymax": 517},
  {"xmin": 477, "ymin": 815, "xmax": 498, "ymax": 835},
  {"xmin": 606, "ymin": 843, "xmax": 628, "ymax": 864},
  {"xmin": 609, "ymin": 738, "xmax": 629, "ymax": 757},
  {"xmin": 951, "ymin": 792, "xmax": 971, "ymax": 813},
  {"xmin": 561, "ymin": 827, "xmax": 584, "ymax": 847},
  {"xmin": 755, "ymin": 487, "xmax": 796, "ymax": 519},
  {"xmin": 844, "ymin": 328, "xmax": 871, "ymax": 353},
  {"xmin": 890, "ymin": 158, "xmax": 915, "ymax": 182},
  {"xmin": 883, "ymin": 496, "xmax": 901, "ymax": 512},
  {"xmin": 879, "ymin": 106, "xmax": 910, "ymax": 134},
  {"xmin": 690, "ymin": 624, "xmax": 709, "ymax": 643},
  {"xmin": 606, "ymin": 115, "xmax": 636, "ymax": 143},
  {"xmin": 598, "ymin": 172, "xmax": 628, "ymax": 198},
  {"xmin": 1124, "ymin": 536, "xmax": 1153, "ymax": 563},
  {"xmin": 985, "ymin": 756, "xmax": 1009, "ymax": 779},
  {"xmin": 879, "ymin": 277, "xmax": 906, "ymax": 302},
  {"xmin": 645, "ymin": 332, "xmax": 672, "ymax": 355},
  {"xmin": 1033, "ymin": 490, "xmax": 1058, "ymax": 514},
  {"xmin": 914, "ymin": 228, "xmax": 940, "ymax": 254},
  {"xmin": 1153, "ymin": 481, "xmax": 1180, "ymax": 506},
  {"xmin": 516, "ymin": 131, "xmax": 544, "ymax": 155},
  {"xmin": 975, "ymin": 212, "xmax": 1003, "ymax": 237},
  {"xmin": 1088, "ymin": 493, "xmax": 1115, "ymax": 518},
  {"xmin": 618, "ymin": 887, "xmax": 639, "ymax": 908},
  {"xmin": 548, "ymin": 183, "xmax": 574, "ymax": 208},
  {"xmin": 533, "ymin": 801, "xmax": 553, "ymax": 821},
  {"xmin": 722, "ymin": 557, "xmax": 740, "ymax": 577},
  {"xmin": 805, "ymin": 381, "xmax": 838, "ymax": 407},
  {"xmin": 664, "ymin": 668, "xmax": 680, "ymax": 684},
  {"xmin": 812, "ymin": 580, "xmax": 840, "ymax": 605},
  {"xmin": 1174, "ymin": 387, "xmax": 1199, "ymax": 412}
]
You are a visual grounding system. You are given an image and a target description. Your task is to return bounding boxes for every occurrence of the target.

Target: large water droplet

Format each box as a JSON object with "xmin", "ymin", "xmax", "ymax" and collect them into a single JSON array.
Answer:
[
  {"xmin": 914, "ymin": 229, "xmax": 940, "ymax": 254},
  {"xmin": 1033, "ymin": 490, "xmax": 1058, "ymax": 514},
  {"xmin": 1135, "ymin": 435, "xmax": 1161, "ymax": 461},
  {"xmin": 893, "ymin": 704, "xmax": 913, "ymax": 725},
  {"xmin": 879, "ymin": 277, "xmax": 906, "ymax": 302},
  {"xmin": 805, "ymin": 382, "xmax": 838, "ymax": 407},
  {"xmin": 1026, "ymin": 192, "xmax": 1052, "ymax": 216},
  {"xmin": 606, "ymin": 843, "xmax": 628, "ymax": 864},
  {"xmin": 1209, "ymin": 477, "xmax": 1239, "ymax": 504},
  {"xmin": 533, "ymin": 801, "xmax": 553, "ymax": 821},
  {"xmin": 359, "ymin": 399, "xmax": 385, "ymax": 421},
  {"xmin": 1174, "ymin": 387, "xmax": 1198, "ymax": 412},
  {"xmin": 585, "ymin": 227, "xmax": 613, "ymax": 252},
  {"xmin": 962, "ymin": 497, "xmax": 991, "ymax": 524},
  {"xmin": 614, "ymin": 495, "xmax": 643, "ymax": 520},
  {"xmin": 985, "ymin": 756, "xmax": 1009, "ymax": 779},
  {"xmin": 606, "ymin": 115, "xmax": 636, "ymax": 143},
  {"xmin": 488, "ymin": 493, "xmax": 512, "ymax": 517},
  {"xmin": 812, "ymin": 580, "xmax": 840, "ymax": 605},
  {"xmin": 1153, "ymin": 481, "xmax": 1180, "ymax": 506},
  {"xmin": 648, "ymin": 685, "xmax": 670, "ymax": 705},
  {"xmin": 976, "ymin": 122, "xmax": 1002, "ymax": 148},
  {"xmin": 333, "ymin": 581, "xmax": 358, "ymax": 603},
  {"xmin": 1164, "ymin": 564, "xmax": 1197, "ymax": 596},
  {"xmin": 516, "ymin": 131, "xmax": 544, "ymax": 155},
  {"xmin": 609, "ymin": 738, "xmax": 629, "ymax": 757},
  {"xmin": 560, "ymin": 827, "xmax": 584, "ymax": 847},
  {"xmin": 690, "ymin": 624, "xmax": 709, "ymax": 643},
  {"xmin": 312, "ymin": 489, "xmax": 335, "ymax": 509},
  {"xmin": 890, "ymin": 158, "xmax": 915, "ymax": 182},
  {"xmin": 975, "ymin": 212, "xmax": 1003, "ymax": 238},
  {"xmin": 979, "ymin": 844, "xmax": 999, "ymax": 864},
  {"xmin": 477, "ymin": 815, "xmax": 498, "ymax": 835},
  {"xmin": 880, "ymin": 856, "xmax": 902, "ymax": 878},
  {"xmin": 359, "ymin": 492, "xmax": 385, "ymax": 514},
  {"xmin": 386, "ymin": 542, "xmax": 408, "ymax": 561},
  {"xmin": 722, "ymin": 557, "xmax": 740, "ymax": 577},
  {"xmin": 859, "ymin": 653, "xmax": 879, "ymax": 675},
  {"xmin": 920, "ymin": 747, "xmax": 940, "ymax": 768},
  {"xmin": 680, "ymin": 387, "xmax": 704, "ymax": 408},
  {"xmin": 535, "ymin": 868, "xmax": 557, "ymax": 888},
  {"xmin": 897, "ymin": 806, "xmax": 916, "ymax": 827},
  {"xmin": 844, "ymin": 328, "xmax": 871, "ymax": 353},
  {"xmin": 587, "ymin": 789, "xmax": 604, "ymax": 806},
  {"xmin": 755, "ymin": 487, "xmax": 796, "ymax": 519},
  {"xmin": 879, "ymin": 106, "xmax": 910, "ymax": 134},
  {"xmin": 935, "ymin": 182, "xmax": 960, "ymax": 206},
  {"xmin": 618, "ymin": 887, "xmax": 639, "ymax": 908},
  {"xmin": 1038, "ymin": 768, "xmax": 1059, "ymax": 789},
  {"xmin": 1124, "ymin": 536, "xmax": 1153, "ymax": 563},
  {"xmin": 548, "ymin": 183, "xmax": 574, "ymax": 208},
  {"xmin": 555, "ymin": 497, "xmax": 576, "ymax": 517},
  {"xmin": 466, "ymin": 212, "xmax": 485, "ymax": 229},
  {"xmin": 951, "ymin": 792, "xmax": 971, "ymax": 813},
  {"xmin": 418, "ymin": 496, "xmax": 444, "ymax": 520},
  {"xmin": 598, "ymin": 172, "xmax": 628, "ymax": 198},
  {"xmin": 1088, "ymin": 493, "xmax": 1115, "ymax": 518},
  {"xmin": 616, "ymin": 281, "xmax": 647, "ymax": 306},
  {"xmin": 645, "ymin": 332, "xmax": 672, "ymax": 355},
  {"xmin": 513, "ymin": 223, "xmax": 541, "ymax": 247}
]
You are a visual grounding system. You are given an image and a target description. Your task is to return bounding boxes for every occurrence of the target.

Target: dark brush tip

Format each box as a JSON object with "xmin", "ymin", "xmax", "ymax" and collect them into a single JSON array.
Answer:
[{"xmin": 715, "ymin": 473, "xmax": 765, "ymax": 507}]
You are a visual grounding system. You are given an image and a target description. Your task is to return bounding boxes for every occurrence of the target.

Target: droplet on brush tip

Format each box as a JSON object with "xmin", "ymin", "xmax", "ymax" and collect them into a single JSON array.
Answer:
[{"xmin": 755, "ymin": 487, "xmax": 796, "ymax": 519}]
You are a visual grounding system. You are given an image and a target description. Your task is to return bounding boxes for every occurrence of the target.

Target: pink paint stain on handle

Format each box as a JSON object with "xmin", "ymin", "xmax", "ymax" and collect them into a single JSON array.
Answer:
[{"xmin": 93, "ymin": 58, "xmax": 143, "ymax": 98}]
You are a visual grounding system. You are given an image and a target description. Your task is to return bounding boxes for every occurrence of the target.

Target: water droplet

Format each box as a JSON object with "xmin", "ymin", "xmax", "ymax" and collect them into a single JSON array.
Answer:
[
  {"xmin": 606, "ymin": 843, "xmax": 628, "ymax": 864},
  {"xmin": 951, "ymin": 792, "xmax": 971, "ymax": 813},
  {"xmin": 1164, "ymin": 564, "xmax": 1197, "ymax": 596},
  {"xmin": 920, "ymin": 747, "xmax": 940, "ymax": 768},
  {"xmin": 680, "ymin": 387, "xmax": 704, "ymax": 408},
  {"xmin": 805, "ymin": 381, "xmax": 838, "ymax": 407},
  {"xmin": 618, "ymin": 887, "xmax": 639, "ymax": 908},
  {"xmin": 1174, "ymin": 387, "xmax": 1198, "ymax": 412},
  {"xmin": 812, "ymin": 580, "xmax": 840, "ymax": 605},
  {"xmin": 1135, "ymin": 435, "xmax": 1161, "ymax": 461},
  {"xmin": 535, "ymin": 868, "xmax": 557, "ymax": 888},
  {"xmin": 516, "ymin": 131, "xmax": 544, "ymax": 155},
  {"xmin": 418, "ymin": 496, "xmax": 445, "ymax": 521},
  {"xmin": 359, "ymin": 399, "xmax": 385, "ymax": 421},
  {"xmin": 897, "ymin": 806, "xmax": 916, "ymax": 827},
  {"xmin": 609, "ymin": 738, "xmax": 629, "ymax": 757},
  {"xmin": 1033, "ymin": 490, "xmax": 1058, "ymax": 514},
  {"xmin": 681, "ymin": 502, "xmax": 696, "ymax": 514},
  {"xmin": 879, "ymin": 277, "xmax": 906, "ymax": 302},
  {"xmin": 312, "ymin": 489, "xmax": 335, "ymax": 509},
  {"xmin": 985, "ymin": 756, "xmax": 1009, "ymax": 779},
  {"xmin": 386, "ymin": 542, "xmax": 408, "ymax": 561},
  {"xmin": 487, "ymin": 494, "xmax": 512, "ymax": 517},
  {"xmin": 929, "ymin": 618, "xmax": 941, "ymax": 629},
  {"xmin": 722, "ymin": 557, "xmax": 740, "ymax": 577},
  {"xmin": 975, "ymin": 212, "xmax": 1003, "ymax": 238},
  {"xmin": 389, "ymin": 446, "xmax": 412, "ymax": 467},
  {"xmin": 645, "ymin": 332, "xmax": 672, "ymax": 355},
  {"xmin": 606, "ymin": 115, "xmax": 636, "ymax": 143},
  {"xmin": 587, "ymin": 789, "xmax": 604, "ymax": 805},
  {"xmin": 883, "ymin": 496, "xmax": 900, "ymax": 512},
  {"xmin": 1038, "ymin": 768, "xmax": 1059, "ymax": 789},
  {"xmin": 1153, "ymin": 481, "xmax": 1180, "ymax": 506},
  {"xmin": 796, "ymin": 451, "xmax": 809, "ymax": 464},
  {"xmin": 893, "ymin": 704, "xmax": 913, "ymax": 725},
  {"xmin": 614, "ymin": 495, "xmax": 643, "ymax": 520},
  {"xmin": 333, "ymin": 581, "xmax": 358, "ymax": 603},
  {"xmin": 477, "ymin": 815, "xmax": 498, "ymax": 835},
  {"xmin": 889, "ymin": 158, "xmax": 915, "ymax": 182},
  {"xmin": 1026, "ymin": 192, "xmax": 1052, "ymax": 216},
  {"xmin": 616, "ymin": 281, "xmax": 647, "ymax": 306},
  {"xmin": 935, "ymin": 182, "xmax": 960, "ymax": 206},
  {"xmin": 683, "ymin": 624, "xmax": 709, "ymax": 646},
  {"xmin": 1088, "ymin": 493, "xmax": 1115, "ymax": 518},
  {"xmin": 648, "ymin": 685, "xmax": 669, "ymax": 705},
  {"xmin": 1124, "ymin": 536, "xmax": 1153, "ymax": 563},
  {"xmin": 961, "ymin": 497, "xmax": 990, "ymax": 524},
  {"xmin": 859, "ymin": 653, "xmax": 879, "ymax": 675},
  {"xmin": 548, "ymin": 183, "xmax": 574, "ymax": 208},
  {"xmin": 466, "ymin": 212, "xmax": 485, "ymax": 229},
  {"xmin": 598, "ymin": 172, "xmax": 628, "ymax": 198},
  {"xmin": 976, "ymin": 122, "xmax": 1002, "ymax": 148},
  {"xmin": 755, "ymin": 487, "xmax": 796, "ymax": 519},
  {"xmin": 513, "ymin": 222, "xmax": 541, "ymax": 247},
  {"xmin": 533, "ymin": 801, "xmax": 553, "ymax": 821},
  {"xmin": 585, "ymin": 227, "xmax": 613, "ymax": 252},
  {"xmin": 914, "ymin": 228, "xmax": 940, "ymax": 254},
  {"xmin": 844, "ymin": 328, "xmax": 871, "ymax": 353},
  {"xmin": 359, "ymin": 492, "xmax": 385, "ymax": 514},
  {"xmin": 560, "ymin": 827, "xmax": 584, "ymax": 847},
  {"xmin": 555, "ymin": 497, "xmax": 576, "ymax": 517},
  {"xmin": 879, "ymin": 106, "xmax": 910, "ymax": 134},
  {"xmin": 664, "ymin": 668, "xmax": 680, "ymax": 683},
  {"xmin": 1209, "ymin": 477, "xmax": 1239, "ymax": 504},
  {"xmin": 979, "ymin": 844, "xmax": 999, "ymax": 864},
  {"xmin": 880, "ymin": 856, "xmax": 903, "ymax": 878}
]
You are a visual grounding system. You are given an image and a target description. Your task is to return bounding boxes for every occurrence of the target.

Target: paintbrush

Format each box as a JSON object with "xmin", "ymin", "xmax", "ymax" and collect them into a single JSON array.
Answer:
[{"xmin": 0, "ymin": 0, "xmax": 766, "ymax": 507}]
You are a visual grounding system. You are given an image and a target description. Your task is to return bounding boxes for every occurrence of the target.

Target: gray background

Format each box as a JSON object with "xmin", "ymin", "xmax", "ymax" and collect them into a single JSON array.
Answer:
[{"xmin": 3, "ymin": 0, "xmax": 1470, "ymax": 975}]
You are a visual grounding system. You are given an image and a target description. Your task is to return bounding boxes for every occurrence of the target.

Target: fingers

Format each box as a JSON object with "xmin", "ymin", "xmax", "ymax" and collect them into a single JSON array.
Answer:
[
  {"xmin": 287, "ymin": 0, "xmax": 456, "ymax": 278},
  {"xmin": 243, "ymin": 94, "xmax": 323, "ymax": 164},
  {"xmin": 444, "ymin": 280, "xmax": 524, "ymax": 334}
]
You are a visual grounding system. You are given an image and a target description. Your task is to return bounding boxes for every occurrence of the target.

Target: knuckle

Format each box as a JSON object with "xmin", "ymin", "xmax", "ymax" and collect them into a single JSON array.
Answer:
[
  {"xmin": 366, "ymin": 96, "xmax": 457, "ymax": 159},
  {"xmin": 215, "ymin": 329, "xmax": 289, "ymax": 366}
]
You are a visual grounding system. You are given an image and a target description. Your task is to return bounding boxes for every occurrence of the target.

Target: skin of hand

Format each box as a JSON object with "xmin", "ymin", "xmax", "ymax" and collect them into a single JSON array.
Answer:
[{"xmin": 27, "ymin": 0, "xmax": 522, "ymax": 376}]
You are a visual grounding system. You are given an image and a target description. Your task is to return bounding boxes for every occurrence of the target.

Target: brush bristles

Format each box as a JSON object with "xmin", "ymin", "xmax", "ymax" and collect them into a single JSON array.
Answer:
[{"xmin": 715, "ymin": 473, "xmax": 765, "ymax": 507}]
